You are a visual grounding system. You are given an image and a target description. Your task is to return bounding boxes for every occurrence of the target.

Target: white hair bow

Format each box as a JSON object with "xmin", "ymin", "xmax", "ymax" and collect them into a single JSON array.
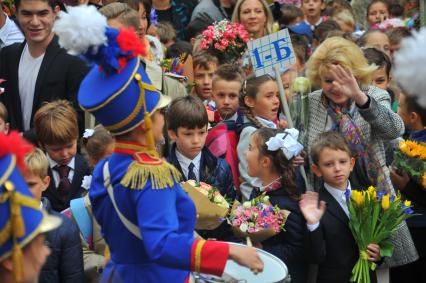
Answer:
[
  {"xmin": 83, "ymin": 129, "xmax": 95, "ymax": 139},
  {"xmin": 265, "ymin": 128, "xmax": 304, "ymax": 160}
]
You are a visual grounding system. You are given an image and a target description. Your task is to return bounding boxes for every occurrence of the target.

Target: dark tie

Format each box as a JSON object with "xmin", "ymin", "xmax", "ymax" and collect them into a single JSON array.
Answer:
[
  {"xmin": 345, "ymin": 188, "xmax": 351, "ymax": 202},
  {"xmin": 187, "ymin": 162, "xmax": 197, "ymax": 181},
  {"xmin": 54, "ymin": 165, "xmax": 71, "ymax": 200}
]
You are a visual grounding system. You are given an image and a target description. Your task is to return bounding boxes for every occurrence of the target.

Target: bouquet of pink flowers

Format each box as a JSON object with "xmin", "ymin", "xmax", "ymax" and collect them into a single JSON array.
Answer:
[
  {"xmin": 228, "ymin": 193, "xmax": 289, "ymax": 243},
  {"xmin": 199, "ymin": 20, "xmax": 249, "ymax": 64}
]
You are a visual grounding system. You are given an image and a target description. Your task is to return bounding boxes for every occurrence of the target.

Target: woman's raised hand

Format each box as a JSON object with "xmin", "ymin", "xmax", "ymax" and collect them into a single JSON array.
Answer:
[{"xmin": 328, "ymin": 65, "xmax": 369, "ymax": 106}]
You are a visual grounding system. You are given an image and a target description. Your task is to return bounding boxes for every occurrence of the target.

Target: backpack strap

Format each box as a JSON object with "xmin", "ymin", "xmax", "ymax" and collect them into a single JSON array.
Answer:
[{"xmin": 103, "ymin": 162, "xmax": 142, "ymax": 240}]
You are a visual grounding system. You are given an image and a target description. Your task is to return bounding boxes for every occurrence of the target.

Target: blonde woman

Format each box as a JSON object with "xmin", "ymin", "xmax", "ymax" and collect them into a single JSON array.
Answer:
[
  {"xmin": 305, "ymin": 36, "xmax": 418, "ymax": 269},
  {"xmin": 231, "ymin": 0, "xmax": 274, "ymax": 40}
]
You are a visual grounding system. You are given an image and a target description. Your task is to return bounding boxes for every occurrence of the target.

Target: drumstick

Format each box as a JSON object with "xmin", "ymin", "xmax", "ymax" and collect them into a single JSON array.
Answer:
[{"xmin": 246, "ymin": 236, "xmax": 253, "ymax": 247}]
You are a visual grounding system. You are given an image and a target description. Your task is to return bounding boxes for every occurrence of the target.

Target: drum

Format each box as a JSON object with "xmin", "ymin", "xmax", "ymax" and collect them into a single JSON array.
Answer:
[{"xmin": 193, "ymin": 243, "xmax": 290, "ymax": 283}]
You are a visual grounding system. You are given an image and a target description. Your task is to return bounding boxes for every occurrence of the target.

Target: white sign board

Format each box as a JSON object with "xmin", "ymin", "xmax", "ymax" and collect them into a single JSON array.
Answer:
[{"xmin": 247, "ymin": 29, "xmax": 296, "ymax": 77}]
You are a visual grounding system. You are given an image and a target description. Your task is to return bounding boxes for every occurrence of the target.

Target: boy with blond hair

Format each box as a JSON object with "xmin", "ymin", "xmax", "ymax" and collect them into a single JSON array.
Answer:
[
  {"xmin": 24, "ymin": 148, "xmax": 84, "ymax": 282},
  {"xmin": 33, "ymin": 100, "xmax": 90, "ymax": 212},
  {"xmin": 300, "ymin": 132, "xmax": 381, "ymax": 283}
]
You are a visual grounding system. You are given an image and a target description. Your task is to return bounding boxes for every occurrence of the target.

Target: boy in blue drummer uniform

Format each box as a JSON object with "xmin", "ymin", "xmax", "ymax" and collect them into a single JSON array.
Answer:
[
  {"xmin": 299, "ymin": 132, "xmax": 382, "ymax": 283},
  {"xmin": 53, "ymin": 5, "xmax": 263, "ymax": 283},
  {"xmin": 0, "ymin": 132, "xmax": 62, "ymax": 283}
]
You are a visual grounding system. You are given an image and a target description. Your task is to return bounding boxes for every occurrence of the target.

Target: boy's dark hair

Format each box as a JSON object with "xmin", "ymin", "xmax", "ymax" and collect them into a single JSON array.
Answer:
[
  {"xmin": 310, "ymin": 132, "xmax": 352, "ymax": 165},
  {"xmin": 34, "ymin": 100, "xmax": 78, "ymax": 146},
  {"xmin": 387, "ymin": 0, "xmax": 404, "ymax": 18},
  {"xmin": 0, "ymin": 102, "xmax": 8, "ymax": 123},
  {"xmin": 185, "ymin": 16, "xmax": 211, "ymax": 42},
  {"xmin": 279, "ymin": 4, "xmax": 304, "ymax": 27},
  {"xmin": 253, "ymin": 128, "xmax": 299, "ymax": 199},
  {"xmin": 404, "ymin": 94, "xmax": 426, "ymax": 126},
  {"xmin": 313, "ymin": 20, "xmax": 341, "ymax": 43},
  {"xmin": 167, "ymin": 40, "xmax": 193, "ymax": 58},
  {"xmin": 167, "ymin": 96, "xmax": 208, "ymax": 132},
  {"xmin": 15, "ymin": 0, "xmax": 57, "ymax": 10},
  {"xmin": 386, "ymin": 27, "xmax": 412, "ymax": 45},
  {"xmin": 367, "ymin": 0, "xmax": 390, "ymax": 16},
  {"xmin": 363, "ymin": 47, "xmax": 392, "ymax": 78},
  {"xmin": 192, "ymin": 51, "xmax": 218, "ymax": 70},
  {"xmin": 290, "ymin": 34, "xmax": 309, "ymax": 65},
  {"xmin": 212, "ymin": 64, "xmax": 244, "ymax": 86}
]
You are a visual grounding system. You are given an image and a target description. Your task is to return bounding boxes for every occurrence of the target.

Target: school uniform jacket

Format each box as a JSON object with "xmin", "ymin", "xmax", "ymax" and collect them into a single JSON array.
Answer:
[
  {"xmin": 43, "ymin": 153, "xmax": 91, "ymax": 212},
  {"xmin": 0, "ymin": 36, "xmax": 89, "ymax": 133},
  {"xmin": 305, "ymin": 185, "xmax": 377, "ymax": 283}
]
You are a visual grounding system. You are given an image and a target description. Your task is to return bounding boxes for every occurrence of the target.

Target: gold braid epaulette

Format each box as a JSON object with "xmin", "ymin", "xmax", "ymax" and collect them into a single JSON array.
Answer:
[{"xmin": 120, "ymin": 160, "xmax": 182, "ymax": 190}]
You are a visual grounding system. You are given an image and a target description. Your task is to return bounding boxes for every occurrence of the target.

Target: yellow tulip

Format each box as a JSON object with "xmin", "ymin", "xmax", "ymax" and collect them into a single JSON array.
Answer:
[
  {"xmin": 367, "ymin": 186, "xmax": 377, "ymax": 200},
  {"xmin": 352, "ymin": 190, "xmax": 364, "ymax": 207},
  {"xmin": 381, "ymin": 194, "xmax": 390, "ymax": 210},
  {"xmin": 404, "ymin": 200, "xmax": 411, "ymax": 207}
]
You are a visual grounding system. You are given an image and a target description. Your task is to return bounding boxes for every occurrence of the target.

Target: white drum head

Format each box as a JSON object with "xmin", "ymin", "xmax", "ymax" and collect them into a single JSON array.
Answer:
[{"xmin": 223, "ymin": 243, "xmax": 288, "ymax": 283}]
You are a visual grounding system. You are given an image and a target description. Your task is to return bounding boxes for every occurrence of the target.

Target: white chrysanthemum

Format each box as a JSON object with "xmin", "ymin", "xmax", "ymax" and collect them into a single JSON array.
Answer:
[
  {"xmin": 394, "ymin": 28, "xmax": 426, "ymax": 108},
  {"xmin": 53, "ymin": 5, "xmax": 107, "ymax": 55}
]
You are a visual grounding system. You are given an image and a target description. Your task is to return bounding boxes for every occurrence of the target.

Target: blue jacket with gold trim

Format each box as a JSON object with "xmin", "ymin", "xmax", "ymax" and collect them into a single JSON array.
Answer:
[{"xmin": 89, "ymin": 141, "xmax": 229, "ymax": 283}]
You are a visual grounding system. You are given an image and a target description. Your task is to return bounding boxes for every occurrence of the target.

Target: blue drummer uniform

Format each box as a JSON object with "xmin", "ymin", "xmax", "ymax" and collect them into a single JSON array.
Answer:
[
  {"xmin": 58, "ymin": 10, "xmax": 232, "ymax": 282},
  {"xmin": 90, "ymin": 141, "xmax": 230, "ymax": 282}
]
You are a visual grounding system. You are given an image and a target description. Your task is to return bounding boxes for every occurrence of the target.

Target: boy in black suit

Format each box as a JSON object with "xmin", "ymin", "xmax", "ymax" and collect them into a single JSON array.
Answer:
[
  {"xmin": 34, "ymin": 100, "xmax": 90, "ymax": 212},
  {"xmin": 299, "ymin": 132, "xmax": 381, "ymax": 283}
]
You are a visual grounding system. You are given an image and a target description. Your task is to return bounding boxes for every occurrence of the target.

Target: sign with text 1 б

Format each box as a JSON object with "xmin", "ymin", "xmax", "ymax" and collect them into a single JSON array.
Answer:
[{"xmin": 247, "ymin": 29, "xmax": 296, "ymax": 77}]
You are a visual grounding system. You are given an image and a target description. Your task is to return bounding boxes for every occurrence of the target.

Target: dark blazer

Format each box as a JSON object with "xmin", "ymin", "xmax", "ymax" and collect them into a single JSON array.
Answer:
[
  {"xmin": 254, "ymin": 188, "xmax": 307, "ymax": 283},
  {"xmin": 43, "ymin": 153, "xmax": 91, "ymax": 212},
  {"xmin": 0, "ymin": 36, "xmax": 89, "ymax": 133},
  {"xmin": 40, "ymin": 198, "xmax": 84, "ymax": 283},
  {"xmin": 167, "ymin": 143, "xmax": 236, "ymax": 240},
  {"xmin": 306, "ymin": 185, "xmax": 377, "ymax": 283}
]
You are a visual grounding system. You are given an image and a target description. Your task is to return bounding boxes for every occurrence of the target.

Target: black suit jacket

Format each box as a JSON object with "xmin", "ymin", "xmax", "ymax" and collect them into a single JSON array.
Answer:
[
  {"xmin": 43, "ymin": 153, "xmax": 91, "ymax": 212},
  {"xmin": 0, "ymin": 36, "xmax": 89, "ymax": 133},
  {"xmin": 306, "ymin": 186, "xmax": 377, "ymax": 283}
]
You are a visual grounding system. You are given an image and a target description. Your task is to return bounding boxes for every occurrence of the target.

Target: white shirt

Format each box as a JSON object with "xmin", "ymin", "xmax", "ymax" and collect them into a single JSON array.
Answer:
[
  {"xmin": 175, "ymin": 149, "xmax": 202, "ymax": 182},
  {"xmin": 256, "ymin": 116, "xmax": 277, "ymax": 129},
  {"xmin": 307, "ymin": 182, "xmax": 352, "ymax": 232},
  {"xmin": 304, "ymin": 18, "xmax": 323, "ymax": 31},
  {"xmin": 18, "ymin": 44, "xmax": 45, "ymax": 130},
  {"xmin": 46, "ymin": 154, "xmax": 75, "ymax": 189},
  {"xmin": 0, "ymin": 14, "xmax": 24, "ymax": 48}
]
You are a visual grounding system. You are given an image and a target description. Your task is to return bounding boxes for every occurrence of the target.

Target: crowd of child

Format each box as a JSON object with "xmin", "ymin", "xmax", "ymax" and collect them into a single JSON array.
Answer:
[{"xmin": 0, "ymin": 0, "xmax": 425, "ymax": 282}]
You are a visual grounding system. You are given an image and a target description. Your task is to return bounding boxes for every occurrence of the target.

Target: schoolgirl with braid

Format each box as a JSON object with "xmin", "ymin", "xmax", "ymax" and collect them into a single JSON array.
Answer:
[
  {"xmin": 237, "ymin": 75, "xmax": 281, "ymax": 201},
  {"xmin": 245, "ymin": 128, "xmax": 307, "ymax": 283}
]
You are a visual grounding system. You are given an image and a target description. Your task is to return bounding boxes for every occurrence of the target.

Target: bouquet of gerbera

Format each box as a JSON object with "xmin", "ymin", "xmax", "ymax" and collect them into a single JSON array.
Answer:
[
  {"xmin": 393, "ymin": 140, "xmax": 426, "ymax": 189},
  {"xmin": 199, "ymin": 20, "xmax": 249, "ymax": 64},
  {"xmin": 181, "ymin": 180, "xmax": 230, "ymax": 230},
  {"xmin": 228, "ymin": 193, "xmax": 289, "ymax": 243},
  {"xmin": 349, "ymin": 186, "xmax": 414, "ymax": 283}
]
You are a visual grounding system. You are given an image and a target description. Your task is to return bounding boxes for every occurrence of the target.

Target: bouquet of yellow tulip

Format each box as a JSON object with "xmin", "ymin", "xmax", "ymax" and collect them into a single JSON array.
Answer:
[
  {"xmin": 349, "ymin": 186, "xmax": 414, "ymax": 283},
  {"xmin": 393, "ymin": 140, "xmax": 426, "ymax": 189}
]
